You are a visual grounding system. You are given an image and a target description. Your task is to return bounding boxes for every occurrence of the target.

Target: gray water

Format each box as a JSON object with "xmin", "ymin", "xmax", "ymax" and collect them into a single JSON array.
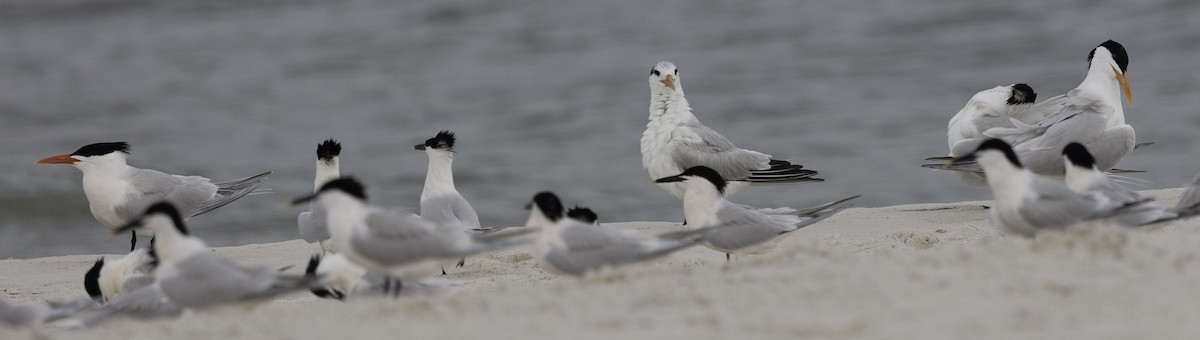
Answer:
[{"xmin": 2, "ymin": 0, "xmax": 1199, "ymax": 258}]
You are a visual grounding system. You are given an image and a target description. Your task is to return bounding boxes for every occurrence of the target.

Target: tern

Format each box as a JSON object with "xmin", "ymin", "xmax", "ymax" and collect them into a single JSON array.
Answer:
[
  {"xmin": 37, "ymin": 142, "xmax": 272, "ymax": 250},
  {"xmin": 944, "ymin": 84, "xmax": 1067, "ymax": 185},
  {"xmin": 1063, "ymin": 142, "xmax": 1200, "ymax": 226},
  {"xmin": 298, "ymin": 139, "xmax": 342, "ymax": 253},
  {"xmin": 642, "ymin": 61, "xmax": 822, "ymax": 200},
  {"xmin": 655, "ymin": 166, "xmax": 858, "ymax": 260},
  {"xmin": 305, "ymin": 253, "xmax": 461, "ymax": 300},
  {"xmin": 566, "ymin": 206, "xmax": 599, "ymax": 225},
  {"xmin": 72, "ymin": 256, "xmax": 182, "ymax": 328},
  {"xmin": 524, "ymin": 191, "xmax": 712, "ymax": 276},
  {"xmin": 929, "ymin": 40, "xmax": 1138, "ymax": 177},
  {"xmin": 112, "ymin": 202, "xmax": 316, "ymax": 310},
  {"xmin": 83, "ymin": 248, "xmax": 155, "ymax": 303},
  {"xmin": 290, "ymin": 178, "xmax": 530, "ymax": 290},
  {"xmin": 413, "ymin": 131, "xmax": 482, "ymax": 271},
  {"xmin": 946, "ymin": 139, "xmax": 1153, "ymax": 236}
]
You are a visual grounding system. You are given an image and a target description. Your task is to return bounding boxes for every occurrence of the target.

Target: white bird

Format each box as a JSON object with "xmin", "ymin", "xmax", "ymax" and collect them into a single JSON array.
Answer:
[
  {"xmin": 290, "ymin": 178, "xmax": 529, "ymax": 289},
  {"xmin": 37, "ymin": 142, "xmax": 272, "ymax": 250},
  {"xmin": 298, "ymin": 139, "xmax": 341, "ymax": 253},
  {"xmin": 83, "ymin": 248, "xmax": 155, "ymax": 303},
  {"xmin": 1063, "ymin": 142, "xmax": 1200, "ymax": 226},
  {"xmin": 641, "ymin": 61, "xmax": 822, "ymax": 200},
  {"xmin": 304, "ymin": 253, "xmax": 462, "ymax": 300},
  {"xmin": 524, "ymin": 192, "xmax": 712, "ymax": 276},
  {"xmin": 944, "ymin": 84, "xmax": 1067, "ymax": 185},
  {"xmin": 932, "ymin": 40, "xmax": 1137, "ymax": 177},
  {"xmin": 413, "ymin": 131, "xmax": 482, "ymax": 271},
  {"xmin": 655, "ymin": 166, "xmax": 858, "ymax": 260},
  {"xmin": 946, "ymin": 139, "xmax": 1152, "ymax": 237},
  {"xmin": 112, "ymin": 202, "xmax": 316, "ymax": 310}
]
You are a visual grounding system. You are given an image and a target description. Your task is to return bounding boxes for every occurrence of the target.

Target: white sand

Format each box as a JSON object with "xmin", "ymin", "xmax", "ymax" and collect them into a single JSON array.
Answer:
[{"xmin": 4, "ymin": 189, "xmax": 1200, "ymax": 339}]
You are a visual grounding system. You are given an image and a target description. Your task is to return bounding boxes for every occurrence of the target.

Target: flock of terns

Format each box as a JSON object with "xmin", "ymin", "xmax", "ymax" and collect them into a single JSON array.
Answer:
[{"xmin": 2, "ymin": 39, "xmax": 1199, "ymax": 330}]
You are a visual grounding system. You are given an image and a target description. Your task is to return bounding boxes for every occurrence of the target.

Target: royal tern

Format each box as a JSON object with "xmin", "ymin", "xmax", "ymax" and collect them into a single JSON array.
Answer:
[
  {"xmin": 946, "ymin": 139, "xmax": 1152, "ymax": 237},
  {"xmin": 930, "ymin": 40, "xmax": 1137, "ymax": 177},
  {"xmin": 524, "ymin": 192, "xmax": 712, "ymax": 276},
  {"xmin": 642, "ymin": 61, "xmax": 821, "ymax": 200},
  {"xmin": 298, "ymin": 139, "xmax": 341, "ymax": 253},
  {"xmin": 413, "ymin": 131, "xmax": 481, "ymax": 271},
  {"xmin": 290, "ymin": 178, "xmax": 530, "ymax": 288},
  {"xmin": 112, "ymin": 202, "xmax": 315, "ymax": 310},
  {"xmin": 655, "ymin": 166, "xmax": 858, "ymax": 260},
  {"xmin": 37, "ymin": 142, "xmax": 272, "ymax": 250}
]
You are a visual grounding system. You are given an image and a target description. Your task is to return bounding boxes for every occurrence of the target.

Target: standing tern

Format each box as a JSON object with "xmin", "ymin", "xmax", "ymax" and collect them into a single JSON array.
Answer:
[
  {"xmin": 290, "ymin": 178, "xmax": 530, "ymax": 289},
  {"xmin": 413, "ymin": 131, "xmax": 481, "ymax": 271},
  {"xmin": 112, "ymin": 202, "xmax": 316, "ymax": 310},
  {"xmin": 929, "ymin": 40, "xmax": 1138, "ymax": 177},
  {"xmin": 655, "ymin": 166, "xmax": 858, "ymax": 260},
  {"xmin": 37, "ymin": 142, "xmax": 272, "ymax": 250},
  {"xmin": 946, "ymin": 139, "xmax": 1152, "ymax": 237},
  {"xmin": 944, "ymin": 84, "xmax": 1067, "ymax": 185},
  {"xmin": 524, "ymin": 192, "xmax": 712, "ymax": 276},
  {"xmin": 642, "ymin": 61, "xmax": 822, "ymax": 200},
  {"xmin": 1063, "ymin": 142, "xmax": 1200, "ymax": 225},
  {"xmin": 298, "ymin": 139, "xmax": 341, "ymax": 253}
]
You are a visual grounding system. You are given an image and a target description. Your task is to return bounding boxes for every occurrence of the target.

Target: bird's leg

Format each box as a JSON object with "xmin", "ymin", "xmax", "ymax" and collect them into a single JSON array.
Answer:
[
  {"xmin": 456, "ymin": 257, "xmax": 465, "ymax": 268},
  {"xmin": 441, "ymin": 267, "xmax": 447, "ymax": 276},
  {"xmin": 726, "ymin": 253, "xmax": 731, "ymax": 262},
  {"xmin": 383, "ymin": 276, "xmax": 392, "ymax": 294},
  {"xmin": 130, "ymin": 231, "xmax": 137, "ymax": 251}
]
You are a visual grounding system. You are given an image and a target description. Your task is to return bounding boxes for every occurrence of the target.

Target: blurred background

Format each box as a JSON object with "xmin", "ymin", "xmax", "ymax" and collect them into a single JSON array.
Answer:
[{"xmin": 1, "ymin": 0, "xmax": 1198, "ymax": 258}]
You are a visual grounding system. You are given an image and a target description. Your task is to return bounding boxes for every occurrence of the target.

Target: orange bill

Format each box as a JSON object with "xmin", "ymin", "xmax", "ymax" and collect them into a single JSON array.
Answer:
[
  {"xmin": 660, "ymin": 75, "xmax": 676, "ymax": 91},
  {"xmin": 1114, "ymin": 67, "xmax": 1133, "ymax": 105},
  {"xmin": 37, "ymin": 154, "xmax": 77, "ymax": 164}
]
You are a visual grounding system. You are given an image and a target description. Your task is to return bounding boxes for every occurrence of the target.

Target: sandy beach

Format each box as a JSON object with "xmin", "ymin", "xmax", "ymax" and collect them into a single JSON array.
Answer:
[{"xmin": 3, "ymin": 188, "xmax": 1200, "ymax": 339}]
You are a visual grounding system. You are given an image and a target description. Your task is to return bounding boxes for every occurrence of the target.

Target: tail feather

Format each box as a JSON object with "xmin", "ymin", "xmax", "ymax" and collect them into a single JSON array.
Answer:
[
  {"xmin": 191, "ymin": 171, "xmax": 272, "ymax": 217},
  {"xmin": 635, "ymin": 237, "xmax": 706, "ymax": 262},
  {"xmin": 794, "ymin": 195, "xmax": 861, "ymax": 216},
  {"xmin": 786, "ymin": 200, "xmax": 856, "ymax": 233},
  {"xmin": 747, "ymin": 160, "xmax": 820, "ymax": 185}
]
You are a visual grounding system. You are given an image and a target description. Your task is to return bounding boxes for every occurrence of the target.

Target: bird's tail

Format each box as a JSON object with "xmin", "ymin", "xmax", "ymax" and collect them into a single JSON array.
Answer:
[
  {"xmin": 784, "ymin": 195, "xmax": 860, "ymax": 233},
  {"xmin": 243, "ymin": 274, "xmax": 322, "ymax": 301},
  {"xmin": 746, "ymin": 160, "xmax": 823, "ymax": 185},
  {"xmin": 192, "ymin": 171, "xmax": 273, "ymax": 217},
  {"xmin": 921, "ymin": 158, "xmax": 985, "ymax": 174},
  {"xmin": 636, "ymin": 233, "xmax": 709, "ymax": 262}
]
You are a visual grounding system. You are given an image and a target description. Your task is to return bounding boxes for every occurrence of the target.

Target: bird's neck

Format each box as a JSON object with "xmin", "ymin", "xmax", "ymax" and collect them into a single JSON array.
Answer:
[
  {"xmin": 323, "ymin": 198, "xmax": 367, "ymax": 244},
  {"xmin": 1064, "ymin": 164, "xmax": 1105, "ymax": 192},
  {"xmin": 422, "ymin": 154, "xmax": 456, "ymax": 197},
  {"xmin": 649, "ymin": 88, "xmax": 696, "ymax": 123},
  {"xmin": 682, "ymin": 185, "xmax": 723, "ymax": 227},
  {"xmin": 153, "ymin": 233, "xmax": 207, "ymax": 267},
  {"xmin": 1077, "ymin": 63, "xmax": 1125, "ymax": 127},
  {"xmin": 981, "ymin": 161, "xmax": 1030, "ymax": 201},
  {"xmin": 314, "ymin": 159, "xmax": 340, "ymax": 190}
]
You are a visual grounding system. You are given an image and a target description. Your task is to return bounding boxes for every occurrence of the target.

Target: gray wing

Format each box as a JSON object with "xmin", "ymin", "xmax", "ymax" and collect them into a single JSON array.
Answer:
[
  {"xmin": 420, "ymin": 194, "xmax": 481, "ymax": 229},
  {"xmin": 670, "ymin": 123, "xmax": 771, "ymax": 180},
  {"xmin": 1177, "ymin": 171, "xmax": 1200, "ymax": 211},
  {"xmin": 120, "ymin": 274, "xmax": 157, "ymax": 293},
  {"xmin": 297, "ymin": 203, "xmax": 331, "ymax": 243},
  {"xmin": 704, "ymin": 204, "xmax": 791, "ymax": 251},
  {"xmin": 350, "ymin": 211, "xmax": 463, "ymax": 266},
  {"xmin": 1016, "ymin": 177, "xmax": 1094, "ymax": 229},
  {"xmin": 159, "ymin": 253, "xmax": 306, "ymax": 308},
  {"xmin": 545, "ymin": 222, "xmax": 692, "ymax": 276},
  {"xmin": 69, "ymin": 283, "xmax": 183, "ymax": 327},
  {"xmin": 0, "ymin": 298, "xmax": 45, "ymax": 327},
  {"xmin": 117, "ymin": 168, "xmax": 218, "ymax": 221}
]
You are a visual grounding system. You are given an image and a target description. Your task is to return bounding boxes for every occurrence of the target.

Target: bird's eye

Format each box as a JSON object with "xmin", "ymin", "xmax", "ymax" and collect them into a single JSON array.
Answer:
[
  {"xmin": 674, "ymin": 69, "xmax": 678, "ymax": 75},
  {"xmin": 651, "ymin": 69, "xmax": 660, "ymax": 76}
]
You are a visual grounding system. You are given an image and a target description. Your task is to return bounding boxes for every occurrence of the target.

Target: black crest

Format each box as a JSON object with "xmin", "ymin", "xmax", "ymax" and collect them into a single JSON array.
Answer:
[
  {"xmin": 84, "ymin": 258, "xmax": 105, "ymax": 302},
  {"xmin": 71, "ymin": 142, "xmax": 131, "ymax": 157},
  {"xmin": 1087, "ymin": 40, "xmax": 1129, "ymax": 73},
  {"xmin": 531, "ymin": 192, "xmax": 564, "ymax": 222},
  {"xmin": 317, "ymin": 139, "xmax": 342, "ymax": 160},
  {"xmin": 1062, "ymin": 142, "xmax": 1096, "ymax": 168},
  {"xmin": 975, "ymin": 139, "xmax": 1022, "ymax": 168},
  {"xmin": 1007, "ymin": 84, "xmax": 1037, "ymax": 105},
  {"xmin": 144, "ymin": 202, "xmax": 188, "ymax": 235},
  {"xmin": 566, "ymin": 206, "xmax": 599, "ymax": 224},
  {"xmin": 680, "ymin": 166, "xmax": 728, "ymax": 194},
  {"xmin": 423, "ymin": 130, "xmax": 456, "ymax": 150},
  {"xmin": 318, "ymin": 177, "xmax": 368, "ymax": 201}
]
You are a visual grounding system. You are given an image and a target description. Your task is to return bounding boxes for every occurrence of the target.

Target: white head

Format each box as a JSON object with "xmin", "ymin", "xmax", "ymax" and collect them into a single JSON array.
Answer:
[
  {"xmin": 315, "ymin": 139, "xmax": 342, "ymax": 187},
  {"xmin": 36, "ymin": 142, "xmax": 131, "ymax": 172},
  {"xmin": 649, "ymin": 61, "xmax": 681, "ymax": 94}
]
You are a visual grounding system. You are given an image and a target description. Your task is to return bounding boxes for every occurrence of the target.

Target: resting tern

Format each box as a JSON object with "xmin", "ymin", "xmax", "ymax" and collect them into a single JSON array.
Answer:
[
  {"xmin": 112, "ymin": 202, "xmax": 315, "ymax": 310},
  {"xmin": 290, "ymin": 178, "xmax": 529, "ymax": 288},
  {"xmin": 931, "ymin": 40, "xmax": 1138, "ymax": 177},
  {"xmin": 37, "ymin": 142, "xmax": 272, "ymax": 250},
  {"xmin": 946, "ymin": 139, "xmax": 1152, "ymax": 237},
  {"xmin": 73, "ymin": 255, "xmax": 182, "ymax": 328},
  {"xmin": 298, "ymin": 139, "xmax": 341, "ymax": 253},
  {"xmin": 642, "ymin": 61, "xmax": 822, "ymax": 200},
  {"xmin": 944, "ymin": 84, "xmax": 1067, "ymax": 185},
  {"xmin": 1063, "ymin": 142, "xmax": 1200, "ymax": 225},
  {"xmin": 305, "ymin": 253, "xmax": 461, "ymax": 300},
  {"xmin": 655, "ymin": 166, "xmax": 858, "ymax": 260},
  {"xmin": 524, "ymin": 192, "xmax": 712, "ymax": 276},
  {"xmin": 83, "ymin": 248, "xmax": 155, "ymax": 303},
  {"xmin": 414, "ymin": 131, "xmax": 481, "ymax": 271}
]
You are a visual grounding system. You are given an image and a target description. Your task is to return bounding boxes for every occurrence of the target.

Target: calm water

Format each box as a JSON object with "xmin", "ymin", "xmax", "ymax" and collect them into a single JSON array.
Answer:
[{"xmin": 2, "ymin": 0, "xmax": 1199, "ymax": 258}]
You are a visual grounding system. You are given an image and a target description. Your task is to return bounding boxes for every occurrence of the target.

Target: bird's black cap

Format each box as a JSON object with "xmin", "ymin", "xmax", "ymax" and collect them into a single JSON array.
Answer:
[
  {"xmin": 84, "ymin": 258, "xmax": 105, "ymax": 303},
  {"xmin": 530, "ymin": 192, "xmax": 564, "ymax": 222},
  {"xmin": 317, "ymin": 139, "xmax": 342, "ymax": 160},
  {"xmin": 566, "ymin": 206, "xmax": 599, "ymax": 224},
  {"xmin": 71, "ymin": 142, "xmax": 131, "ymax": 157},
  {"xmin": 1087, "ymin": 40, "xmax": 1129, "ymax": 73},
  {"xmin": 144, "ymin": 202, "xmax": 188, "ymax": 236},
  {"xmin": 1008, "ymin": 84, "xmax": 1037, "ymax": 105},
  {"xmin": 1062, "ymin": 142, "xmax": 1096, "ymax": 168},
  {"xmin": 318, "ymin": 177, "xmax": 368, "ymax": 201},
  {"xmin": 422, "ymin": 130, "xmax": 456, "ymax": 151},
  {"xmin": 975, "ymin": 139, "xmax": 1022, "ymax": 168}
]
